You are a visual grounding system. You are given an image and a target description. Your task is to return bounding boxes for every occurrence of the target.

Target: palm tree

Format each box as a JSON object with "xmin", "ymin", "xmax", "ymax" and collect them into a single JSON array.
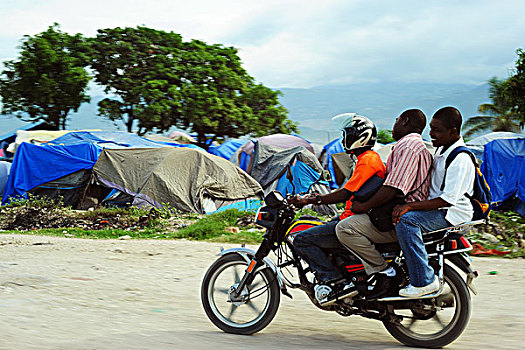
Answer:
[{"xmin": 463, "ymin": 78, "xmax": 521, "ymax": 138}]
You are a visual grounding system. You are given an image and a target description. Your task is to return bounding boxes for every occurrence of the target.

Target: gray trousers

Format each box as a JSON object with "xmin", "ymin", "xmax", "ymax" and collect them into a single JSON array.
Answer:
[{"xmin": 335, "ymin": 213, "xmax": 397, "ymax": 275}]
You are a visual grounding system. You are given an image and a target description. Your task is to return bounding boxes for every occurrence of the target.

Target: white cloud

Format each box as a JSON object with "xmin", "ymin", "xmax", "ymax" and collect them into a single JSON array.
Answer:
[{"xmin": 0, "ymin": 0, "xmax": 523, "ymax": 88}]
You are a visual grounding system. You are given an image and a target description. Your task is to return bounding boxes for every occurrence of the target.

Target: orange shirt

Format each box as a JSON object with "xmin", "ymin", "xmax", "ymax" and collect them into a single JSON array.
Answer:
[{"xmin": 340, "ymin": 150, "xmax": 386, "ymax": 220}]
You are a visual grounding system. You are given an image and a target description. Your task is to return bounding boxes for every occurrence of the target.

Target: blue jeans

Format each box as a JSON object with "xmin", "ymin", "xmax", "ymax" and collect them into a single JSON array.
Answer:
[
  {"xmin": 293, "ymin": 219, "xmax": 345, "ymax": 282},
  {"xmin": 395, "ymin": 210, "xmax": 450, "ymax": 287}
]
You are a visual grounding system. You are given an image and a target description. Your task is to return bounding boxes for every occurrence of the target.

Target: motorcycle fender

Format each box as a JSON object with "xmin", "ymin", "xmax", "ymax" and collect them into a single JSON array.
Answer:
[
  {"xmin": 446, "ymin": 253, "xmax": 479, "ymax": 295},
  {"xmin": 217, "ymin": 247, "xmax": 291, "ymax": 298}
]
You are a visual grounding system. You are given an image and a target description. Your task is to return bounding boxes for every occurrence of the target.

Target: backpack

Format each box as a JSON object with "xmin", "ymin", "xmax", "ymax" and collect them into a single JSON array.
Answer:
[{"xmin": 440, "ymin": 146, "xmax": 492, "ymax": 220}]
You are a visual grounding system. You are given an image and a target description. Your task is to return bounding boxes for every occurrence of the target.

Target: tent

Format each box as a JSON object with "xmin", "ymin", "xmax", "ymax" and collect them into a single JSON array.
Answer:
[
  {"xmin": 47, "ymin": 131, "xmax": 203, "ymax": 150},
  {"xmin": 91, "ymin": 147, "xmax": 262, "ymax": 213},
  {"xmin": 2, "ymin": 131, "xmax": 200, "ymax": 206},
  {"xmin": 319, "ymin": 138, "xmax": 344, "ymax": 188},
  {"xmin": 250, "ymin": 142, "xmax": 337, "ymax": 216},
  {"xmin": 232, "ymin": 134, "xmax": 315, "ymax": 172},
  {"xmin": 0, "ymin": 161, "xmax": 11, "ymax": 198},
  {"xmin": 208, "ymin": 139, "xmax": 247, "ymax": 160},
  {"xmin": 167, "ymin": 130, "xmax": 196, "ymax": 143},
  {"xmin": 6, "ymin": 129, "xmax": 100, "ymax": 154},
  {"xmin": 481, "ymin": 138, "xmax": 525, "ymax": 214},
  {"xmin": 466, "ymin": 132, "xmax": 525, "ymax": 160}
]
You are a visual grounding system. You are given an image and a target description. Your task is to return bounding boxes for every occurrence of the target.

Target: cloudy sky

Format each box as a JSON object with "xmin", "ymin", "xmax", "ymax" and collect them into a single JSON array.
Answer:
[{"xmin": 0, "ymin": 0, "xmax": 523, "ymax": 88}]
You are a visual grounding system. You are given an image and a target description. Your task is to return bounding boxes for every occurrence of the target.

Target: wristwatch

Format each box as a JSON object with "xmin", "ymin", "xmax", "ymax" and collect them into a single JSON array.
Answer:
[{"xmin": 314, "ymin": 194, "xmax": 322, "ymax": 205}]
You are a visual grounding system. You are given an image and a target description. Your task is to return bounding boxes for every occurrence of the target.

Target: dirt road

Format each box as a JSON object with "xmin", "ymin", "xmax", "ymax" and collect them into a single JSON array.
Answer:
[{"xmin": 0, "ymin": 234, "xmax": 523, "ymax": 349}]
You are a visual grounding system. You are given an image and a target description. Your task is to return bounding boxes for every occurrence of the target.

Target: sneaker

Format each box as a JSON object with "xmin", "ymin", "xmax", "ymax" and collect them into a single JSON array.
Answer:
[
  {"xmin": 315, "ymin": 282, "xmax": 358, "ymax": 305},
  {"xmin": 399, "ymin": 276, "xmax": 440, "ymax": 298},
  {"xmin": 366, "ymin": 273, "xmax": 400, "ymax": 300}
]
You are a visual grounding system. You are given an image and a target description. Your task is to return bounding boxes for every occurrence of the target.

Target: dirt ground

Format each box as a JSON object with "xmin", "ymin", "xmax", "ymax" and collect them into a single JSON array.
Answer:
[{"xmin": 0, "ymin": 234, "xmax": 523, "ymax": 350}]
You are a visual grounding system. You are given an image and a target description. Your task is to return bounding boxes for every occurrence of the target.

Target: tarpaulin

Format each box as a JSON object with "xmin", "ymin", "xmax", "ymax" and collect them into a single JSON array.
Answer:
[
  {"xmin": 2, "ymin": 143, "xmax": 101, "ymax": 203},
  {"xmin": 208, "ymin": 139, "xmax": 247, "ymax": 160},
  {"xmin": 481, "ymin": 139, "xmax": 525, "ymax": 206}
]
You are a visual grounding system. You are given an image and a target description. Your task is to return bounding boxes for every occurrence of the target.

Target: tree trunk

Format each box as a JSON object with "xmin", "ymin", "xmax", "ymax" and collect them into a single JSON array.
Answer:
[{"xmin": 126, "ymin": 109, "xmax": 134, "ymax": 133}]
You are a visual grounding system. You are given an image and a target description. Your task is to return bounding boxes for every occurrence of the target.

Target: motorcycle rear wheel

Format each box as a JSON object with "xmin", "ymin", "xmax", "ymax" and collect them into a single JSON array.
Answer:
[
  {"xmin": 383, "ymin": 265, "xmax": 471, "ymax": 348},
  {"xmin": 201, "ymin": 254, "xmax": 281, "ymax": 335}
]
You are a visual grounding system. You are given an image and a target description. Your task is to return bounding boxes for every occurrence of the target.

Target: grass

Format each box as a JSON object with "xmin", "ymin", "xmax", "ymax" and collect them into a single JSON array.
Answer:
[{"xmin": 1, "ymin": 196, "xmax": 524, "ymax": 255}]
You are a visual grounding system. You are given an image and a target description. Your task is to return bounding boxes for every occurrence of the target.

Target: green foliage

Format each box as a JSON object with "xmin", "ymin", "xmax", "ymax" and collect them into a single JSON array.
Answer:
[
  {"xmin": 89, "ymin": 26, "xmax": 297, "ymax": 145},
  {"xmin": 0, "ymin": 23, "xmax": 91, "ymax": 129},
  {"xmin": 463, "ymin": 77, "xmax": 522, "ymax": 138},
  {"xmin": 377, "ymin": 129, "xmax": 394, "ymax": 144},
  {"xmin": 89, "ymin": 26, "xmax": 184, "ymax": 134},
  {"xmin": 504, "ymin": 48, "xmax": 525, "ymax": 126},
  {"xmin": 173, "ymin": 209, "xmax": 253, "ymax": 239}
]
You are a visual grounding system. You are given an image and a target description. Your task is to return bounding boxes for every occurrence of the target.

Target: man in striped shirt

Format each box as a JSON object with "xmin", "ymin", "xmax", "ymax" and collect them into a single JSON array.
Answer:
[{"xmin": 336, "ymin": 109, "xmax": 432, "ymax": 300}]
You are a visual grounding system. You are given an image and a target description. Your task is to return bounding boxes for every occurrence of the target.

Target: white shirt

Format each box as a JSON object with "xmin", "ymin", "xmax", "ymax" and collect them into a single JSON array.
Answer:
[{"xmin": 429, "ymin": 137, "xmax": 475, "ymax": 225}]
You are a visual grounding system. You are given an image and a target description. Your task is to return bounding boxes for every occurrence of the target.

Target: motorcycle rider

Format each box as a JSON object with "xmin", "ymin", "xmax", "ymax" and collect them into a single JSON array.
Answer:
[{"xmin": 290, "ymin": 113, "xmax": 386, "ymax": 305}]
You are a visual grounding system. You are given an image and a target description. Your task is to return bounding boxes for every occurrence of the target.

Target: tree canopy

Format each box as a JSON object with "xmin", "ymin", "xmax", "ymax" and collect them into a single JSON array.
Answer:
[
  {"xmin": 377, "ymin": 129, "xmax": 394, "ymax": 144},
  {"xmin": 1, "ymin": 25, "xmax": 296, "ymax": 146},
  {"xmin": 505, "ymin": 48, "xmax": 525, "ymax": 126},
  {"xmin": 89, "ymin": 27, "xmax": 297, "ymax": 147},
  {"xmin": 0, "ymin": 24, "xmax": 91, "ymax": 130},
  {"xmin": 463, "ymin": 77, "xmax": 521, "ymax": 138},
  {"xmin": 89, "ymin": 26, "xmax": 184, "ymax": 135}
]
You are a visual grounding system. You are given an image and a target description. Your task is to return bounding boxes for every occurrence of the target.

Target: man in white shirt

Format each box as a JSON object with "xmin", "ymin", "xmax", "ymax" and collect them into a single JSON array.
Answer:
[{"xmin": 391, "ymin": 106, "xmax": 475, "ymax": 298}]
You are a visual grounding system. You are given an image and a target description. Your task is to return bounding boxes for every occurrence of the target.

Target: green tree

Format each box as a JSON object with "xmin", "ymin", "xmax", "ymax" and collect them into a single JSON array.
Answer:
[
  {"xmin": 89, "ymin": 26, "xmax": 184, "ymax": 134},
  {"xmin": 89, "ymin": 27, "xmax": 296, "ymax": 147},
  {"xmin": 0, "ymin": 24, "xmax": 91, "ymax": 129},
  {"xmin": 463, "ymin": 77, "xmax": 521, "ymax": 138},
  {"xmin": 177, "ymin": 40, "xmax": 296, "ymax": 147},
  {"xmin": 505, "ymin": 48, "xmax": 525, "ymax": 126},
  {"xmin": 377, "ymin": 129, "xmax": 394, "ymax": 144}
]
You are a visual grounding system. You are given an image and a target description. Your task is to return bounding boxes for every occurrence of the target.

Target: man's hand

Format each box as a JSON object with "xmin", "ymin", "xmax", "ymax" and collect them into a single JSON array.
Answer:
[
  {"xmin": 289, "ymin": 195, "xmax": 311, "ymax": 208},
  {"xmin": 351, "ymin": 200, "xmax": 368, "ymax": 214},
  {"xmin": 392, "ymin": 203, "xmax": 412, "ymax": 225}
]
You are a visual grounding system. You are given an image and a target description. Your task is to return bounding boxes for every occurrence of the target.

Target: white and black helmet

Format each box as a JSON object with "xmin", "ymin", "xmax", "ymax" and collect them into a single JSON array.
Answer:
[{"xmin": 332, "ymin": 113, "xmax": 377, "ymax": 153}]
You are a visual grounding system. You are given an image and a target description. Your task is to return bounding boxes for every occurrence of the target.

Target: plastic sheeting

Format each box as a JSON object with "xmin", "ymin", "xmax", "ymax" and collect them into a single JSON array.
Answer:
[
  {"xmin": 320, "ymin": 138, "xmax": 344, "ymax": 188},
  {"xmin": 93, "ymin": 147, "xmax": 262, "ymax": 213},
  {"xmin": 481, "ymin": 139, "xmax": 525, "ymax": 208},
  {"xmin": 208, "ymin": 139, "xmax": 247, "ymax": 160},
  {"xmin": 0, "ymin": 161, "xmax": 11, "ymax": 197},
  {"xmin": 48, "ymin": 131, "xmax": 203, "ymax": 150},
  {"xmin": 2, "ymin": 131, "xmax": 203, "ymax": 205},
  {"xmin": 466, "ymin": 132, "xmax": 525, "ymax": 160},
  {"xmin": 2, "ymin": 143, "xmax": 101, "ymax": 203}
]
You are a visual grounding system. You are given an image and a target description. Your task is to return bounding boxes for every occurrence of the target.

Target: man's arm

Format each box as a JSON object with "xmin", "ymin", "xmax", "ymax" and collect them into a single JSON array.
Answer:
[
  {"xmin": 392, "ymin": 198, "xmax": 451, "ymax": 224},
  {"xmin": 290, "ymin": 187, "xmax": 352, "ymax": 207},
  {"xmin": 351, "ymin": 185, "xmax": 401, "ymax": 213}
]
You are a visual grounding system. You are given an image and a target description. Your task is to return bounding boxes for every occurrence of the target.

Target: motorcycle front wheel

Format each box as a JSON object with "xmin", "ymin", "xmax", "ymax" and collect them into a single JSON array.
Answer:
[
  {"xmin": 383, "ymin": 264, "xmax": 471, "ymax": 348},
  {"xmin": 201, "ymin": 254, "xmax": 281, "ymax": 335}
]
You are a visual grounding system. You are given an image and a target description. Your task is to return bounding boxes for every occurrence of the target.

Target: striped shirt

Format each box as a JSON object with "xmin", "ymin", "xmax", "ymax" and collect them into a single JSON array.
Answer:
[{"xmin": 384, "ymin": 133, "xmax": 432, "ymax": 203}]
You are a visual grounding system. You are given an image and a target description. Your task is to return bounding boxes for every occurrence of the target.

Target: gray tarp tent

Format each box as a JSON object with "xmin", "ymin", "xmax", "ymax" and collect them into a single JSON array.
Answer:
[
  {"xmin": 250, "ymin": 142, "xmax": 338, "ymax": 216},
  {"xmin": 91, "ymin": 147, "xmax": 263, "ymax": 213}
]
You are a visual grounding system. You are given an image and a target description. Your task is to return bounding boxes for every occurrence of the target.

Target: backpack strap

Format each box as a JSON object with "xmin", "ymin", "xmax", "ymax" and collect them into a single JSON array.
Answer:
[{"xmin": 440, "ymin": 146, "xmax": 477, "ymax": 191}]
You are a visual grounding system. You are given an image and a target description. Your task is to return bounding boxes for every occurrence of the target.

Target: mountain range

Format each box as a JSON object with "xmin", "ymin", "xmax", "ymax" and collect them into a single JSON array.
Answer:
[{"xmin": 1, "ymin": 82, "xmax": 490, "ymax": 145}]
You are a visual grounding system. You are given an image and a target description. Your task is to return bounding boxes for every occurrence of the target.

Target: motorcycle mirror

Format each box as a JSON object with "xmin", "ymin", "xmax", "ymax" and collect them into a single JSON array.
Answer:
[{"xmin": 322, "ymin": 170, "xmax": 332, "ymax": 182}]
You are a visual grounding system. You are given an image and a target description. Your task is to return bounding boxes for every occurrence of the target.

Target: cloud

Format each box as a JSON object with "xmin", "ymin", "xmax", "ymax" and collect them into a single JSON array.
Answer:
[{"xmin": 0, "ymin": 0, "xmax": 523, "ymax": 88}]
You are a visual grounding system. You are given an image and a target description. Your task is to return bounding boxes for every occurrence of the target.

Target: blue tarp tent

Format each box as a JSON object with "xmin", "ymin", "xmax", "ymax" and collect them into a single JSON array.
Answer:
[
  {"xmin": 2, "ymin": 131, "xmax": 201, "ymax": 205},
  {"xmin": 2, "ymin": 143, "xmax": 101, "ymax": 203},
  {"xmin": 208, "ymin": 139, "xmax": 246, "ymax": 160},
  {"xmin": 48, "ymin": 131, "xmax": 203, "ymax": 150},
  {"xmin": 481, "ymin": 138, "xmax": 525, "ymax": 214},
  {"xmin": 321, "ymin": 138, "xmax": 344, "ymax": 188}
]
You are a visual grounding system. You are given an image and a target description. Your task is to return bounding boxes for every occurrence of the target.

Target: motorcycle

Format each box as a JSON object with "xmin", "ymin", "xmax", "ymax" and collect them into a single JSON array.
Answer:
[{"xmin": 201, "ymin": 190, "xmax": 481, "ymax": 348}]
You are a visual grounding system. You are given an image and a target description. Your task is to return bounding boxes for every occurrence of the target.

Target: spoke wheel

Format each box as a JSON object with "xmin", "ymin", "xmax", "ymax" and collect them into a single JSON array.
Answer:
[
  {"xmin": 201, "ymin": 254, "xmax": 281, "ymax": 334},
  {"xmin": 383, "ymin": 265, "xmax": 471, "ymax": 348}
]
